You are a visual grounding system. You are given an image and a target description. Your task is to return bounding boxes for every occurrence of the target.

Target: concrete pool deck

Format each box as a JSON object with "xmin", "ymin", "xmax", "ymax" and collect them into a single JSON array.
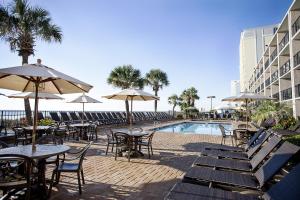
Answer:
[{"xmin": 48, "ymin": 120, "xmax": 237, "ymax": 200}]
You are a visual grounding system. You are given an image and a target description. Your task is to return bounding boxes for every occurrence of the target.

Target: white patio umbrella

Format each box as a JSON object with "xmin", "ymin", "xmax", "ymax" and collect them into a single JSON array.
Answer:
[
  {"xmin": 222, "ymin": 92, "xmax": 275, "ymax": 128},
  {"xmin": 68, "ymin": 93, "xmax": 102, "ymax": 122},
  {"xmin": 102, "ymin": 88, "xmax": 159, "ymax": 126},
  {"xmin": 0, "ymin": 59, "xmax": 93, "ymax": 149},
  {"xmin": 8, "ymin": 92, "xmax": 64, "ymax": 100}
]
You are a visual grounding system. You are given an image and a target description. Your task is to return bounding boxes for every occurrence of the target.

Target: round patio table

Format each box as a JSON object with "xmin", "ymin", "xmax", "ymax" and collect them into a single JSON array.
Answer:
[
  {"xmin": 0, "ymin": 144, "xmax": 70, "ymax": 198},
  {"xmin": 23, "ymin": 125, "xmax": 51, "ymax": 138},
  {"xmin": 113, "ymin": 129, "xmax": 149, "ymax": 156}
]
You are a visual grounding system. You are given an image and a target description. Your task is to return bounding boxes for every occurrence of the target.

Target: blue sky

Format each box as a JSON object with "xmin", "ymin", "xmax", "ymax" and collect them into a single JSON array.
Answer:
[{"xmin": 0, "ymin": 0, "xmax": 293, "ymax": 111}]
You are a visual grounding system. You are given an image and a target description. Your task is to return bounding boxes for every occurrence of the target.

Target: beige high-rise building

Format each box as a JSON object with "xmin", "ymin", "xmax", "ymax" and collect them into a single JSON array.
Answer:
[{"xmin": 240, "ymin": 25, "xmax": 278, "ymax": 92}]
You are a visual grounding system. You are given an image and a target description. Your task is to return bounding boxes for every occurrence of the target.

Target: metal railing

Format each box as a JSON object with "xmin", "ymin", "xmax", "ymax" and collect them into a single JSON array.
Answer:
[
  {"xmin": 279, "ymin": 32, "xmax": 289, "ymax": 52},
  {"xmin": 273, "ymin": 93, "xmax": 279, "ymax": 100},
  {"xmin": 271, "ymin": 70, "xmax": 278, "ymax": 82},
  {"xmin": 295, "ymin": 84, "xmax": 300, "ymax": 98},
  {"xmin": 265, "ymin": 78, "xmax": 270, "ymax": 87},
  {"xmin": 281, "ymin": 88, "xmax": 293, "ymax": 100},
  {"xmin": 294, "ymin": 51, "xmax": 300, "ymax": 67},
  {"xmin": 270, "ymin": 48, "xmax": 277, "ymax": 63},
  {"xmin": 280, "ymin": 60, "xmax": 291, "ymax": 76},
  {"xmin": 292, "ymin": 16, "xmax": 300, "ymax": 36}
]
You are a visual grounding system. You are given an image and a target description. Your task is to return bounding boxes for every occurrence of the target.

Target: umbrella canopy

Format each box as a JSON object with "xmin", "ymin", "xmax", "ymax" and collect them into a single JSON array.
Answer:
[
  {"xmin": 8, "ymin": 92, "xmax": 64, "ymax": 100},
  {"xmin": 103, "ymin": 88, "xmax": 159, "ymax": 101},
  {"xmin": 222, "ymin": 93, "xmax": 275, "ymax": 102},
  {"xmin": 222, "ymin": 92, "xmax": 275, "ymax": 128},
  {"xmin": 0, "ymin": 60, "xmax": 93, "ymax": 149},
  {"xmin": 69, "ymin": 93, "xmax": 101, "ymax": 103},
  {"xmin": 214, "ymin": 104, "xmax": 236, "ymax": 110},
  {"xmin": 102, "ymin": 88, "xmax": 159, "ymax": 126},
  {"xmin": 68, "ymin": 94, "xmax": 102, "ymax": 122}
]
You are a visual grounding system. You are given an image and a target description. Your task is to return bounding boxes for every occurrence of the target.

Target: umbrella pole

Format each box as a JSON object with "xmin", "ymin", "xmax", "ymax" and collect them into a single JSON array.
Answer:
[
  {"xmin": 246, "ymin": 100, "xmax": 248, "ymax": 129},
  {"xmin": 32, "ymin": 81, "xmax": 40, "ymax": 151},
  {"xmin": 82, "ymin": 102, "xmax": 85, "ymax": 125}
]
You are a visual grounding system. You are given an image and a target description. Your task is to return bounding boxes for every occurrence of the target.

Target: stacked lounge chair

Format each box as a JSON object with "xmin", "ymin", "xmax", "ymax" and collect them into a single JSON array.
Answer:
[
  {"xmin": 49, "ymin": 112, "xmax": 61, "ymax": 122},
  {"xmin": 60, "ymin": 111, "xmax": 70, "ymax": 122}
]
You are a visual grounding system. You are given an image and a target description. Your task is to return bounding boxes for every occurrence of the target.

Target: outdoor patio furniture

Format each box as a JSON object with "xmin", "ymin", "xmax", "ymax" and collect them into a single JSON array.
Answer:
[
  {"xmin": 85, "ymin": 112, "xmax": 94, "ymax": 121},
  {"xmin": 105, "ymin": 129, "xmax": 117, "ymax": 155},
  {"xmin": 65, "ymin": 124, "xmax": 78, "ymax": 140},
  {"xmin": 60, "ymin": 112, "xmax": 70, "ymax": 122},
  {"xmin": 204, "ymin": 128, "xmax": 265, "ymax": 152},
  {"xmin": 0, "ymin": 154, "xmax": 33, "ymax": 200},
  {"xmin": 0, "ymin": 141, "xmax": 8, "ymax": 148},
  {"xmin": 183, "ymin": 142, "xmax": 300, "ymax": 190},
  {"xmin": 114, "ymin": 132, "xmax": 132, "ymax": 162},
  {"xmin": 13, "ymin": 127, "xmax": 32, "ymax": 146},
  {"xmin": 48, "ymin": 142, "xmax": 92, "ymax": 196},
  {"xmin": 138, "ymin": 131, "xmax": 155, "ymax": 158},
  {"xmin": 69, "ymin": 112, "xmax": 80, "ymax": 122},
  {"xmin": 194, "ymin": 135, "xmax": 281, "ymax": 172},
  {"xmin": 166, "ymin": 162, "xmax": 300, "ymax": 200},
  {"xmin": 87, "ymin": 123, "xmax": 98, "ymax": 141},
  {"xmin": 219, "ymin": 124, "xmax": 236, "ymax": 146},
  {"xmin": 201, "ymin": 131, "xmax": 272, "ymax": 160},
  {"xmin": 50, "ymin": 112, "xmax": 61, "ymax": 122},
  {"xmin": 37, "ymin": 112, "xmax": 44, "ymax": 120}
]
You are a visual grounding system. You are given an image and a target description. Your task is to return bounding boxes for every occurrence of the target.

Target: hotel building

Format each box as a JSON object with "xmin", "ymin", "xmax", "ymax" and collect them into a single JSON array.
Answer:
[{"xmin": 245, "ymin": 0, "xmax": 300, "ymax": 117}]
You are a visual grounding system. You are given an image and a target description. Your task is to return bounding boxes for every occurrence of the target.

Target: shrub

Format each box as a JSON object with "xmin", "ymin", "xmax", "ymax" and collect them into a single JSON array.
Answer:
[
  {"xmin": 176, "ymin": 114, "xmax": 183, "ymax": 119},
  {"xmin": 39, "ymin": 118, "xmax": 55, "ymax": 126}
]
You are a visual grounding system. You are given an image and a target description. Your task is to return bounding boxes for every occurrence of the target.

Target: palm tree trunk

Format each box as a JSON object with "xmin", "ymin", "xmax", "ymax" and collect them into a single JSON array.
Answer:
[
  {"xmin": 154, "ymin": 90, "xmax": 158, "ymax": 112},
  {"xmin": 22, "ymin": 54, "xmax": 33, "ymax": 125},
  {"xmin": 172, "ymin": 105, "xmax": 175, "ymax": 117},
  {"xmin": 125, "ymin": 100, "xmax": 130, "ymax": 124}
]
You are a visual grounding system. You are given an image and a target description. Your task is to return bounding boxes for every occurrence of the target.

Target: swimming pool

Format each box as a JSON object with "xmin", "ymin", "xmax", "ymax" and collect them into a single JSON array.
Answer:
[{"xmin": 155, "ymin": 122, "xmax": 232, "ymax": 135}]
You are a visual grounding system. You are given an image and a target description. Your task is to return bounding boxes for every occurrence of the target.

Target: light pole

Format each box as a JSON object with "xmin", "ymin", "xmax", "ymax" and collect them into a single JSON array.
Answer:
[{"xmin": 207, "ymin": 96, "xmax": 215, "ymax": 111}]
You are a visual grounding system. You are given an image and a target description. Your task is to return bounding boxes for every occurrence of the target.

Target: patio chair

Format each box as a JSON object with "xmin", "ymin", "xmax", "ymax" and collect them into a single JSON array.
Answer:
[
  {"xmin": 48, "ymin": 142, "xmax": 92, "ymax": 196},
  {"xmin": 183, "ymin": 142, "xmax": 300, "ymax": 190},
  {"xmin": 194, "ymin": 135, "xmax": 281, "ymax": 172},
  {"xmin": 0, "ymin": 141, "xmax": 8, "ymax": 149},
  {"xmin": 138, "ymin": 131, "xmax": 155, "ymax": 158},
  {"xmin": 219, "ymin": 124, "xmax": 236, "ymax": 146},
  {"xmin": 65, "ymin": 124, "xmax": 78, "ymax": 140},
  {"xmin": 166, "ymin": 162, "xmax": 300, "ymax": 200},
  {"xmin": 49, "ymin": 112, "xmax": 61, "ymax": 122},
  {"xmin": 87, "ymin": 123, "xmax": 98, "ymax": 141},
  {"xmin": 105, "ymin": 129, "xmax": 117, "ymax": 155},
  {"xmin": 78, "ymin": 112, "xmax": 87, "ymax": 121},
  {"xmin": 85, "ymin": 112, "xmax": 94, "ymax": 121},
  {"xmin": 204, "ymin": 128, "xmax": 265, "ymax": 152},
  {"xmin": 114, "ymin": 132, "xmax": 132, "ymax": 162},
  {"xmin": 0, "ymin": 154, "xmax": 33, "ymax": 200},
  {"xmin": 13, "ymin": 127, "xmax": 32, "ymax": 146},
  {"xmin": 201, "ymin": 131, "xmax": 272, "ymax": 160},
  {"xmin": 69, "ymin": 112, "xmax": 80, "ymax": 122}
]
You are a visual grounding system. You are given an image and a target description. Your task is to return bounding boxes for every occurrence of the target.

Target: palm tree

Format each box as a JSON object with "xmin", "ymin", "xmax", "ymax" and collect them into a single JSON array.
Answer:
[
  {"xmin": 186, "ymin": 87, "xmax": 199, "ymax": 107},
  {"xmin": 107, "ymin": 65, "xmax": 144, "ymax": 123},
  {"xmin": 145, "ymin": 69, "xmax": 169, "ymax": 112},
  {"xmin": 168, "ymin": 94, "xmax": 179, "ymax": 117},
  {"xmin": 0, "ymin": 0, "xmax": 62, "ymax": 125}
]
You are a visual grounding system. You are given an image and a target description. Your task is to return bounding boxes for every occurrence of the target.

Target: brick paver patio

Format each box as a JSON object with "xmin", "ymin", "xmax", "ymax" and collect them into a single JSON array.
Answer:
[{"xmin": 48, "ymin": 124, "xmax": 231, "ymax": 200}]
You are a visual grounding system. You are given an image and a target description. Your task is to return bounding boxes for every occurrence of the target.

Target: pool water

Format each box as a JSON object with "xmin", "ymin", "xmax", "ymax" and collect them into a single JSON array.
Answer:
[{"xmin": 155, "ymin": 122, "xmax": 232, "ymax": 135}]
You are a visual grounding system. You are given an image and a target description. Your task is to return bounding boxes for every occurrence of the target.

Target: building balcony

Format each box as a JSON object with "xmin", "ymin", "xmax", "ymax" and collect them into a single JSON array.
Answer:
[
  {"xmin": 279, "ymin": 32, "xmax": 289, "ymax": 52},
  {"xmin": 292, "ymin": 16, "xmax": 300, "ymax": 36},
  {"xmin": 271, "ymin": 70, "xmax": 278, "ymax": 82},
  {"xmin": 281, "ymin": 87, "xmax": 292, "ymax": 100},
  {"xmin": 280, "ymin": 60, "xmax": 290, "ymax": 76}
]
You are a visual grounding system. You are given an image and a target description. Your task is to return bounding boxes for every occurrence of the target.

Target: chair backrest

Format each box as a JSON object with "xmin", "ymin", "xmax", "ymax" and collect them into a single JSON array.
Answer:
[
  {"xmin": 250, "ymin": 135, "xmax": 281, "ymax": 170},
  {"xmin": 13, "ymin": 127, "xmax": 26, "ymax": 138},
  {"xmin": 91, "ymin": 113, "xmax": 99, "ymax": 120},
  {"xmin": 114, "ymin": 132, "xmax": 130, "ymax": 144},
  {"xmin": 0, "ymin": 141, "xmax": 8, "ymax": 149},
  {"xmin": 247, "ymin": 131, "xmax": 272, "ymax": 158},
  {"xmin": 38, "ymin": 112, "xmax": 44, "ymax": 120},
  {"xmin": 245, "ymin": 128, "xmax": 265, "ymax": 150},
  {"xmin": 60, "ymin": 112, "xmax": 70, "ymax": 122},
  {"xmin": 85, "ymin": 112, "xmax": 94, "ymax": 121},
  {"xmin": 78, "ymin": 141, "xmax": 92, "ymax": 168},
  {"xmin": 254, "ymin": 141, "xmax": 300, "ymax": 188},
  {"xmin": 36, "ymin": 134, "xmax": 63, "ymax": 145},
  {"xmin": 78, "ymin": 112, "xmax": 87, "ymax": 120},
  {"xmin": 263, "ymin": 163, "xmax": 300, "ymax": 200},
  {"xmin": 218, "ymin": 124, "xmax": 226, "ymax": 137}
]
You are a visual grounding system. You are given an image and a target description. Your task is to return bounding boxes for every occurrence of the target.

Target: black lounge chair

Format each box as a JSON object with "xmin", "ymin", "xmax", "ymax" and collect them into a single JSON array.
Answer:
[
  {"xmin": 50, "ymin": 112, "xmax": 61, "ymax": 122},
  {"xmin": 85, "ymin": 112, "xmax": 94, "ymax": 121},
  {"xmin": 194, "ymin": 135, "xmax": 281, "ymax": 172},
  {"xmin": 78, "ymin": 112, "xmax": 87, "ymax": 121},
  {"xmin": 69, "ymin": 112, "xmax": 80, "ymax": 121},
  {"xmin": 183, "ymin": 142, "xmax": 300, "ymax": 190},
  {"xmin": 91, "ymin": 112, "xmax": 99, "ymax": 121},
  {"xmin": 205, "ymin": 128, "xmax": 265, "ymax": 152},
  {"xmin": 60, "ymin": 112, "xmax": 70, "ymax": 122},
  {"xmin": 38, "ymin": 112, "xmax": 44, "ymax": 120},
  {"xmin": 166, "ymin": 162, "xmax": 300, "ymax": 200},
  {"xmin": 201, "ymin": 131, "xmax": 272, "ymax": 160}
]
